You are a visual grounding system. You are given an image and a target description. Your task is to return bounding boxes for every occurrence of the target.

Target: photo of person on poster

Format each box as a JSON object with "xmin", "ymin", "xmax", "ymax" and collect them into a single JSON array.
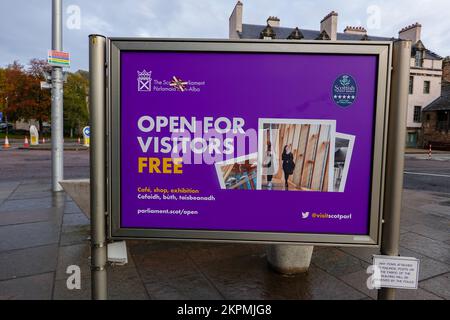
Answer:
[
  {"xmin": 282, "ymin": 144, "xmax": 295, "ymax": 190},
  {"xmin": 263, "ymin": 149, "xmax": 275, "ymax": 190},
  {"xmin": 258, "ymin": 119, "xmax": 336, "ymax": 192}
]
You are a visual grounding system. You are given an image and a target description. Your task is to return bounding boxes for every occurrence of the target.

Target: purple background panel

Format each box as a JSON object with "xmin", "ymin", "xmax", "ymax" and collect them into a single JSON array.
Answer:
[{"xmin": 120, "ymin": 51, "xmax": 378, "ymax": 235}]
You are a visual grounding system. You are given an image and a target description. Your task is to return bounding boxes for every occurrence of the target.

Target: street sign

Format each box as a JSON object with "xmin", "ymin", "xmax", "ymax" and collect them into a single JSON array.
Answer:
[
  {"xmin": 0, "ymin": 112, "xmax": 3, "ymax": 122},
  {"xmin": 373, "ymin": 255, "xmax": 420, "ymax": 289},
  {"xmin": 82, "ymin": 126, "xmax": 90, "ymax": 147},
  {"xmin": 40, "ymin": 81, "xmax": 52, "ymax": 90},
  {"xmin": 107, "ymin": 39, "xmax": 392, "ymax": 246},
  {"xmin": 48, "ymin": 50, "xmax": 70, "ymax": 68}
]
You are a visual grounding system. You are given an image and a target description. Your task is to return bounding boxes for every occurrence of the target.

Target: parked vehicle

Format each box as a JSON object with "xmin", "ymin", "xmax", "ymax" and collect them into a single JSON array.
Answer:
[{"xmin": 0, "ymin": 122, "xmax": 13, "ymax": 133}]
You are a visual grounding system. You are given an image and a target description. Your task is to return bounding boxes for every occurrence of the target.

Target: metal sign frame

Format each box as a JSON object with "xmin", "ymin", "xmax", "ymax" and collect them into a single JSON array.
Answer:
[{"xmin": 106, "ymin": 38, "xmax": 392, "ymax": 247}]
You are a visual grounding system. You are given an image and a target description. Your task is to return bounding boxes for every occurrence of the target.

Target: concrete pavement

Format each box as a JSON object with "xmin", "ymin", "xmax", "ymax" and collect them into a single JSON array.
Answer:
[
  {"xmin": 0, "ymin": 149, "xmax": 449, "ymax": 300},
  {"xmin": 0, "ymin": 181, "xmax": 448, "ymax": 300}
]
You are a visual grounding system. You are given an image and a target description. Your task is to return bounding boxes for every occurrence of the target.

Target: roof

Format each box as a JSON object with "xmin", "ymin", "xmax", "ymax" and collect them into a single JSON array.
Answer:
[
  {"xmin": 423, "ymin": 82, "xmax": 450, "ymax": 112},
  {"xmin": 240, "ymin": 23, "xmax": 442, "ymax": 60},
  {"xmin": 240, "ymin": 23, "xmax": 392, "ymax": 41},
  {"xmin": 411, "ymin": 41, "xmax": 442, "ymax": 60}
]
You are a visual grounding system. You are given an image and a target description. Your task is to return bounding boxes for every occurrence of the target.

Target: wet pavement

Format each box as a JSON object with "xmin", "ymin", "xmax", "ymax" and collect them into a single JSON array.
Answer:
[
  {"xmin": 0, "ymin": 149, "xmax": 449, "ymax": 300},
  {"xmin": 0, "ymin": 179, "xmax": 448, "ymax": 300}
]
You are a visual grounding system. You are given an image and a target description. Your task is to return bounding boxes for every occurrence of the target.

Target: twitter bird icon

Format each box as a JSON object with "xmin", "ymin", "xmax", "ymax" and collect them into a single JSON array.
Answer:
[{"xmin": 301, "ymin": 212, "xmax": 309, "ymax": 219}]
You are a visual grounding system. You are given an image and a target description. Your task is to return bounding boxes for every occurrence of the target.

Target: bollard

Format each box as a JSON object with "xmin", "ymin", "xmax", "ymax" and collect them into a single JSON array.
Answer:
[{"xmin": 266, "ymin": 245, "xmax": 314, "ymax": 274}]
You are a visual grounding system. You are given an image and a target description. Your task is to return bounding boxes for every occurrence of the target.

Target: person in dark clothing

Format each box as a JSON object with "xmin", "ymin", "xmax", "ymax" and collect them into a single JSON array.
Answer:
[{"xmin": 282, "ymin": 144, "xmax": 295, "ymax": 190}]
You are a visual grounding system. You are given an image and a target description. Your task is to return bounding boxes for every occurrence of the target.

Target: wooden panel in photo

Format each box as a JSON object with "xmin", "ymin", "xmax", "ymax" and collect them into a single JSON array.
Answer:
[
  {"xmin": 289, "ymin": 125, "xmax": 302, "ymax": 184},
  {"xmin": 287, "ymin": 124, "xmax": 295, "ymax": 145},
  {"xmin": 322, "ymin": 151, "xmax": 330, "ymax": 192},
  {"xmin": 292, "ymin": 124, "xmax": 309, "ymax": 186},
  {"xmin": 310, "ymin": 125, "xmax": 331, "ymax": 191},
  {"xmin": 300, "ymin": 125, "xmax": 320, "ymax": 189},
  {"xmin": 275, "ymin": 124, "xmax": 288, "ymax": 180}
]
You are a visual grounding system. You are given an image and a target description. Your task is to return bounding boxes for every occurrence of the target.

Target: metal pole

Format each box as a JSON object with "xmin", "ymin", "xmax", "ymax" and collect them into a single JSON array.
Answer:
[
  {"xmin": 89, "ymin": 34, "xmax": 107, "ymax": 300},
  {"xmin": 378, "ymin": 40, "xmax": 411, "ymax": 300},
  {"xmin": 51, "ymin": 0, "xmax": 64, "ymax": 192}
]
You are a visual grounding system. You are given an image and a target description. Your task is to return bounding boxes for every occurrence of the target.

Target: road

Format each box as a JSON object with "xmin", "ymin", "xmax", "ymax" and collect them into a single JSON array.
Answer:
[
  {"xmin": 0, "ymin": 149, "xmax": 449, "ymax": 193},
  {"xmin": 404, "ymin": 154, "xmax": 450, "ymax": 193},
  {"xmin": 0, "ymin": 149, "xmax": 89, "ymax": 181}
]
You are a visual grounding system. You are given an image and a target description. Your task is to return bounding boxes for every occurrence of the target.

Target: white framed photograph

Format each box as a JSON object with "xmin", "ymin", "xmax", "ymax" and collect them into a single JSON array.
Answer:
[
  {"xmin": 215, "ymin": 153, "xmax": 258, "ymax": 190},
  {"xmin": 257, "ymin": 119, "xmax": 336, "ymax": 192},
  {"xmin": 334, "ymin": 133, "xmax": 356, "ymax": 192}
]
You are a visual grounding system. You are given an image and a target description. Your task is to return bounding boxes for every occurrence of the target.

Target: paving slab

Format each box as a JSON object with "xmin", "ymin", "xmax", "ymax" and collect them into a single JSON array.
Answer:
[
  {"xmin": 401, "ymin": 224, "xmax": 450, "ymax": 242},
  {"xmin": 400, "ymin": 232, "xmax": 450, "ymax": 264},
  {"xmin": 13, "ymin": 183, "xmax": 52, "ymax": 193},
  {"xmin": 0, "ymin": 272, "xmax": 54, "ymax": 300},
  {"xmin": 8, "ymin": 189, "xmax": 54, "ymax": 201},
  {"xmin": 339, "ymin": 269, "xmax": 443, "ymax": 300},
  {"xmin": 184, "ymin": 242, "xmax": 264, "ymax": 263},
  {"xmin": 0, "ymin": 244, "xmax": 58, "ymax": 281},
  {"xmin": 55, "ymin": 243, "xmax": 91, "ymax": 281},
  {"xmin": 0, "ymin": 208, "xmax": 58, "ymax": 226},
  {"xmin": 338, "ymin": 247, "xmax": 379, "ymax": 264},
  {"xmin": 54, "ymin": 264, "xmax": 149, "ymax": 300},
  {"xmin": 62, "ymin": 213, "xmax": 89, "ymax": 227},
  {"xmin": 193, "ymin": 248, "xmax": 365, "ymax": 300},
  {"xmin": 0, "ymin": 221, "xmax": 60, "ymax": 251},
  {"xmin": 143, "ymin": 272, "xmax": 223, "ymax": 300},
  {"xmin": 311, "ymin": 247, "xmax": 370, "ymax": 277},
  {"xmin": 0, "ymin": 197, "xmax": 54, "ymax": 212},
  {"xmin": 64, "ymin": 201, "xmax": 83, "ymax": 214},
  {"xmin": 131, "ymin": 243, "xmax": 223, "ymax": 300},
  {"xmin": 59, "ymin": 224, "xmax": 90, "ymax": 247},
  {"xmin": 419, "ymin": 273, "xmax": 450, "ymax": 299}
]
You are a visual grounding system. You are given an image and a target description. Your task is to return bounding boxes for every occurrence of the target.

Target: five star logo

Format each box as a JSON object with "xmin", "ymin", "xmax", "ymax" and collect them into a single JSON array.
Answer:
[{"xmin": 170, "ymin": 76, "xmax": 188, "ymax": 91}]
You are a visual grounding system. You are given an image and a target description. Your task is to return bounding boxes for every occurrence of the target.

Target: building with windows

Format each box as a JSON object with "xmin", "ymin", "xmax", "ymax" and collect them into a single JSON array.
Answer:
[
  {"xmin": 228, "ymin": 2, "xmax": 443, "ymax": 147},
  {"xmin": 422, "ymin": 57, "xmax": 450, "ymax": 150},
  {"xmin": 404, "ymin": 24, "xmax": 443, "ymax": 147}
]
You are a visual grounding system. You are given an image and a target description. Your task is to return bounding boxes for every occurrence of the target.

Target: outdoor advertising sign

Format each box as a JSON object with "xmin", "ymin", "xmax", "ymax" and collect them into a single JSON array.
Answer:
[{"xmin": 108, "ymin": 40, "xmax": 392, "ymax": 246}]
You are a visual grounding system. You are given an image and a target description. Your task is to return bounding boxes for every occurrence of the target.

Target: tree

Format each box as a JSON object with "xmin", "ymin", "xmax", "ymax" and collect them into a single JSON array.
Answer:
[
  {"xmin": 27, "ymin": 59, "xmax": 52, "ymax": 131},
  {"xmin": 0, "ymin": 59, "xmax": 51, "ymax": 131},
  {"xmin": 0, "ymin": 61, "xmax": 29, "ymax": 123},
  {"xmin": 63, "ymin": 71, "xmax": 89, "ymax": 137},
  {"xmin": 0, "ymin": 59, "xmax": 90, "ymax": 136}
]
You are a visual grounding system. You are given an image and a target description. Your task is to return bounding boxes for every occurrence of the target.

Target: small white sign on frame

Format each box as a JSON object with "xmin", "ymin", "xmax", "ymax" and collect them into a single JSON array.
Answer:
[{"xmin": 373, "ymin": 255, "xmax": 420, "ymax": 289}]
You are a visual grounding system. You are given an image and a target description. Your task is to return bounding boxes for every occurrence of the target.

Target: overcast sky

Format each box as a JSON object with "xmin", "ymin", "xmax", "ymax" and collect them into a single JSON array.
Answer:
[{"xmin": 1, "ymin": 0, "xmax": 449, "ymax": 71}]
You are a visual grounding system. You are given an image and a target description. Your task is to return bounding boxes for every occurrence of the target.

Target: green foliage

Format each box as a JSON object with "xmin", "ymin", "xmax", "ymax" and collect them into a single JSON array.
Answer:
[
  {"xmin": 0, "ymin": 59, "xmax": 51, "ymax": 130},
  {"xmin": 0, "ymin": 59, "xmax": 90, "ymax": 137},
  {"xmin": 63, "ymin": 71, "xmax": 89, "ymax": 137}
]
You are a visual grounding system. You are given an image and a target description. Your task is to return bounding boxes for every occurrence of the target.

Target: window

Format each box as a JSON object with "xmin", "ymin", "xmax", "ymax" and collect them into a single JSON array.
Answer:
[
  {"xmin": 424, "ymin": 81, "xmax": 430, "ymax": 94},
  {"xmin": 413, "ymin": 106, "xmax": 422, "ymax": 123},
  {"xmin": 415, "ymin": 51, "xmax": 423, "ymax": 67},
  {"xmin": 437, "ymin": 111, "xmax": 449, "ymax": 131},
  {"xmin": 409, "ymin": 76, "xmax": 414, "ymax": 94}
]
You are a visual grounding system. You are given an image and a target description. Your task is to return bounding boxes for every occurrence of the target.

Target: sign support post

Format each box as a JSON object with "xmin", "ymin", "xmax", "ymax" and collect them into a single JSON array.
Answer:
[
  {"xmin": 51, "ymin": 0, "xmax": 64, "ymax": 192},
  {"xmin": 378, "ymin": 40, "xmax": 411, "ymax": 300},
  {"xmin": 89, "ymin": 34, "xmax": 108, "ymax": 300}
]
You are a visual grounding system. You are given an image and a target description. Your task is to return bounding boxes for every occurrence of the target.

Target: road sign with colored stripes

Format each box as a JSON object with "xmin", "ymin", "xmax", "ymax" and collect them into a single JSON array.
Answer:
[{"xmin": 48, "ymin": 50, "xmax": 70, "ymax": 67}]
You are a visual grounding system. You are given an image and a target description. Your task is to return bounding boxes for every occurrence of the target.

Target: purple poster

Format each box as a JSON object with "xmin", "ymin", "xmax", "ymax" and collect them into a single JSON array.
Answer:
[{"xmin": 119, "ymin": 50, "xmax": 378, "ymax": 236}]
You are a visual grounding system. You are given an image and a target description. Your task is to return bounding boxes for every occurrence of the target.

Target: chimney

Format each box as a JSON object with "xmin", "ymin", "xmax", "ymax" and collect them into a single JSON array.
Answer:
[
  {"xmin": 229, "ymin": 1, "xmax": 243, "ymax": 39},
  {"xmin": 399, "ymin": 23, "xmax": 422, "ymax": 44},
  {"xmin": 344, "ymin": 26, "xmax": 367, "ymax": 36},
  {"xmin": 320, "ymin": 11, "xmax": 338, "ymax": 41},
  {"xmin": 267, "ymin": 16, "xmax": 280, "ymax": 27}
]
